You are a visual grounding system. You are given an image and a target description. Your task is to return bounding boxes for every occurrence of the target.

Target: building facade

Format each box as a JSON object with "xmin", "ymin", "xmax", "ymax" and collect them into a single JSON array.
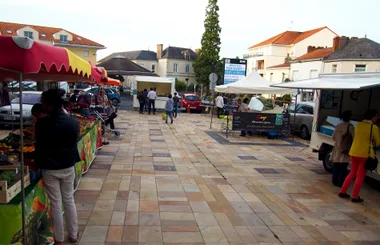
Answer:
[
  {"xmin": 100, "ymin": 44, "xmax": 198, "ymax": 85},
  {"xmin": 0, "ymin": 21, "xmax": 105, "ymax": 64},
  {"xmin": 244, "ymin": 26, "xmax": 337, "ymax": 82}
]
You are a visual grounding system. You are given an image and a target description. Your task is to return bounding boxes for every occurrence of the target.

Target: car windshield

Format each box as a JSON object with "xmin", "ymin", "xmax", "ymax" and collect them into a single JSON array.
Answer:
[
  {"xmin": 186, "ymin": 96, "xmax": 200, "ymax": 101},
  {"xmin": 11, "ymin": 94, "xmax": 41, "ymax": 105}
]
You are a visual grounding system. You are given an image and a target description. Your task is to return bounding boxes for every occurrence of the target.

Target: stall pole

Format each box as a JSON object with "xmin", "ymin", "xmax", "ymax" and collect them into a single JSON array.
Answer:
[
  {"xmin": 19, "ymin": 73, "xmax": 27, "ymax": 245},
  {"xmin": 226, "ymin": 110, "xmax": 229, "ymax": 138},
  {"xmin": 210, "ymin": 91, "xmax": 215, "ymax": 129},
  {"xmin": 293, "ymin": 91, "xmax": 298, "ymax": 141}
]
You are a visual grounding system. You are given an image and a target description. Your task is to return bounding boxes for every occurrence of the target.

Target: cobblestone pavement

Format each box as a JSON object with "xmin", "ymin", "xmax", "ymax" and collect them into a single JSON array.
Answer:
[{"xmin": 72, "ymin": 111, "xmax": 380, "ymax": 245}]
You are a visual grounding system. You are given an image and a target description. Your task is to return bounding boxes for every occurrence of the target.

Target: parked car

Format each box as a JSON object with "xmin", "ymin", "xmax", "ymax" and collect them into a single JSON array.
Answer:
[
  {"xmin": 287, "ymin": 101, "xmax": 314, "ymax": 139},
  {"xmin": 0, "ymin": 91, "xmax": 42, "ymax": 126},
  {"xmin": 84, "ymin": 87, "xmax": 121, "ymax": 106},
  {"xmin": 180, "ymin": 94, "xmax": 201, "ymax": 112}
]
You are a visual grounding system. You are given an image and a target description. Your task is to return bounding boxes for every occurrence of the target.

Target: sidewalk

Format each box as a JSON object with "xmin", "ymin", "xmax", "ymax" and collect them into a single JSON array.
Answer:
[{"xmin": 73, "ymin": 111, "xmax": 380, "ymax": 245}]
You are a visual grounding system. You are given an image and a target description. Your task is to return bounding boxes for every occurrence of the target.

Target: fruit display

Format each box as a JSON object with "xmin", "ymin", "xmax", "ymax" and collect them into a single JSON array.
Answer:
[{"xmin": 0, "ymin": 170, "xmax": 18, "ymax": 187}]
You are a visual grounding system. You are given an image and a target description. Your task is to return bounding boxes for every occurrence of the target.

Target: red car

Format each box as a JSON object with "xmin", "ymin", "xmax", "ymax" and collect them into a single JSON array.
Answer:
[{"xmin": 181, "ymin": 94, "xmax": 202, "ymax": 111}]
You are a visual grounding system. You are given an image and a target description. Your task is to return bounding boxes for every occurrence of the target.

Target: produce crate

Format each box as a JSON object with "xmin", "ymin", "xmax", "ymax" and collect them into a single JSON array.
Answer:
[{"xmin": 0, "ymin": 165, "xmax": 30, "ymax": 204}]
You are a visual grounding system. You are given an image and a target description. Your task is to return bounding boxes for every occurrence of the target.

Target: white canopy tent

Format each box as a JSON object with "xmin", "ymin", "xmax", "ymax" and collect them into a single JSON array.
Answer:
[
  {"xmin": 270, "ymin": 72, "xmax": 380, "ymax": 90},
  {"xmin": 215, "ymin": 70, "xmax": 295, "ymax": 94}
]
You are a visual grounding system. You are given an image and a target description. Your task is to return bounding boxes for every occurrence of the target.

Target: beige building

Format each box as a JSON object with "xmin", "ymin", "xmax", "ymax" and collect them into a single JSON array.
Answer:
[
  {"xmin": 100, "ymin": 44, "xmax": 198, "ymax": 85},
  {"xmin": 245, "ymin": 26, "xmax": 337, "ymax": 82},
  {"xmin": 0, "ymin": 21, "xmax": 105, "ymax": 64}
]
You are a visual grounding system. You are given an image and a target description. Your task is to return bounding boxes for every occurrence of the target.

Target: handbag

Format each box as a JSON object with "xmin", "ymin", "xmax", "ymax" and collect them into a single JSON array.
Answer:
[
  {"xmin": 340, "ymin": 124, "xmax": 353, "ymax": 154},
  {"xmin": 365, "ymin": 124, "xmax": 378, "ymax": 171}
]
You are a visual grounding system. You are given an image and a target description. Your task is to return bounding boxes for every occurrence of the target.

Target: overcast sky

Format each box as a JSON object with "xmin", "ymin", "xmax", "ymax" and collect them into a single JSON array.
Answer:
[{"xmin": 1, "ymin": 0, "xmax": 379, "ymax": 61}]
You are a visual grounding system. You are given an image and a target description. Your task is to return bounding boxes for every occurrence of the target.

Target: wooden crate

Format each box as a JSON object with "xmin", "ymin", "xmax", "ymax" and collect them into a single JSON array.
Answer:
[{"xmin": 0, "ymin": 166, "xmax": 30, "ymax": 204}]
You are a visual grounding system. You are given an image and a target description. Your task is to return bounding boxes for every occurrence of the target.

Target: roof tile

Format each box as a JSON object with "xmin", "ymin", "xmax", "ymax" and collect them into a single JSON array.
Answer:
[
  {"xmin": 267, "ymin": 63, "xmax": 291, "ymax": 69},
  {"xmin": 249, "ymin": 26, "xmax": 335, "ymax": 49},
  {"xmin": 294, "ymin": 47, "xmax": 334, "ymax": 61},
  {"xmin": 0, "ymin": 21, "xmax": 104, "ymax": 48}
]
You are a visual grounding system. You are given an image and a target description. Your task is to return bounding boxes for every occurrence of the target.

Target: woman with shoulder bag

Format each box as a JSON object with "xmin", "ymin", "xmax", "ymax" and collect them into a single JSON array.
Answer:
[
  {"xmin": 339, "ymin": 109, "xmax": 380, "ymax": 203},
  {"xmin": 332, "ymin": 111, "xmax": 354, "ymax": 187}
]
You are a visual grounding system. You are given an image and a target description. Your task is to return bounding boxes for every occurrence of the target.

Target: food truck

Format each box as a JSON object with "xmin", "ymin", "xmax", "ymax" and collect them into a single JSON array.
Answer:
[
  {"xmin": 131, "ymin": 76, "xmax": 175, "ymax": 110},
  {"xmin": 272, "ymin": 72, "xmax": 380, "ymax": 180}
]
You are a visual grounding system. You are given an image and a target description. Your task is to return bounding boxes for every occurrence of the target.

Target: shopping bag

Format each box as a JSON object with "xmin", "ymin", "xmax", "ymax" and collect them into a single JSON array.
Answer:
[{"xmin": 161, "ymin": 113, "xmax": 166, "ymax": 120}]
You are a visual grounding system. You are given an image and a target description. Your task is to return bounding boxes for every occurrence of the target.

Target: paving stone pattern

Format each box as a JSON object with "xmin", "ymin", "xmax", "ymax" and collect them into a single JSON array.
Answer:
[{"xmin": 70, "ymin": 111, "xmax": 380, "ymax": 245}]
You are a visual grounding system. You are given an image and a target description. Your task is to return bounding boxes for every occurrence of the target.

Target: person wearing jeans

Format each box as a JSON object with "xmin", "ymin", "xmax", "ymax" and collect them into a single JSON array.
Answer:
[
  {"xmin": 173, "ymin": 92, "xmax": 180, "ymax": 118},
  {"xmin": 165, "ymin": 94, "xmax": 174, "ymax": 124},
  {"xmin": 339, "ymin": 109, "xmax": 380, "ymax": 203},
  {"xmin": 35, "ymin": 89, "xmax": 79, "ymax": 244}
]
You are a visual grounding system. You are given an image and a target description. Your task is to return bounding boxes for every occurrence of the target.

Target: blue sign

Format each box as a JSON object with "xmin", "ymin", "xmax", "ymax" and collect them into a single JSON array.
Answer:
[{"xmin": 222, "ymin": 58, "xmax": 247, "ymax": 85}]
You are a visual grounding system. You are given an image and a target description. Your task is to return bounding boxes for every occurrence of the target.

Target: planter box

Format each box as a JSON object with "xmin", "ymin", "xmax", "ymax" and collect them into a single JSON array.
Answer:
[{"xmin": 0, "ymin": 165, "xmax": 30, "ymax": 204}]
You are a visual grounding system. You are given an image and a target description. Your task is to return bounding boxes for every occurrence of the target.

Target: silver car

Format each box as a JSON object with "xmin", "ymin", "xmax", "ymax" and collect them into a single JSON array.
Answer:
[
  {"xmin": 288, "ymin": 101, "xmax": 314, "ymax": 139},
  {"xmin": 0, "ymin": 91, "xmax": 42, "ymax": 126}
]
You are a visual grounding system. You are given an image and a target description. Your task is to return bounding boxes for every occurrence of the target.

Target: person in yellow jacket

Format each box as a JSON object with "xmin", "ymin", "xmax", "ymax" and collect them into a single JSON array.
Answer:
[{"xmin": 339, "ymin": 109, "xmax": 380, "ymax": 203}]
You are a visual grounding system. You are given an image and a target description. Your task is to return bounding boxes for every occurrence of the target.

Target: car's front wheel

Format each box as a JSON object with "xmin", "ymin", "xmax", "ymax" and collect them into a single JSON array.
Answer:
[
  {"xmin": 112, "ymin": 99, "xmax": 119, "ymax": 106},
  {"xmin": 323, "ymin": 151, "xmax": 333, "ymax": 173},
  {"xmin": 300, "ymin": 125, "xmax": 310, "ymax": 140}
]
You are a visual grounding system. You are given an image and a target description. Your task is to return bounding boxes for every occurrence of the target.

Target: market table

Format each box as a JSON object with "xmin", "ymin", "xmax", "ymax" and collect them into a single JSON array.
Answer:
[{"xmin": 0, "ymin": 118, "xmax": 102, "ymax": 245}]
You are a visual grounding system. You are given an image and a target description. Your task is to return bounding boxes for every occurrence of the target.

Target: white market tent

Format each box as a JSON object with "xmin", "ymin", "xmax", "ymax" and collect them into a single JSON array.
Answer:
[
  {"xmin": 215, "ymin": 70, "xmax": 295, "ymax": 94},
  {"xmin": 270, "ymin": 72, "xmax": 380, "ymax": 90}
]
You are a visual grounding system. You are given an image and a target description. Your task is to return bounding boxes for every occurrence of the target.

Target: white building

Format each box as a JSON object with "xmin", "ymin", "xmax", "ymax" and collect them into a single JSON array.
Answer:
[{"xmin": 244, "ymin": 26, "xmax": 337, "ymax": 82}]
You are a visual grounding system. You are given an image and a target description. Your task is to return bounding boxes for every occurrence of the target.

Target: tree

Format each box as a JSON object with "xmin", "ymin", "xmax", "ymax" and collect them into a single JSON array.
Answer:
[
  {"xmin": 193, "ymin": 0, "xmax": 222, "ymax": 91},
  {"xmin": 175, "ymin": 79, "xmax": 187, "ymax": 92}
]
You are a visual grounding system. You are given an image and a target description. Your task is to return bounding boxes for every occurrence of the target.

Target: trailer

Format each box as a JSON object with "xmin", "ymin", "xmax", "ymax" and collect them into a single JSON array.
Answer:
[
  {"xmin": 131, "ymin": 76, "xmax": 175, "ymax": 110},
  {"xmin": 272, "ymin": 72, "xmax": 380, "ymax": 181}
]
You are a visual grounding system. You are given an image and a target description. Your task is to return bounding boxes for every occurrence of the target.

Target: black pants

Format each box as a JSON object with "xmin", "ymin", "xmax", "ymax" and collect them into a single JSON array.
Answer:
[
  {"xmin": 105, "ymin": 118, "xmax": 115, "ymax": 130},
  {"xmin": 149, "ymin": 99, "xmax": 155, "ymax": 114},
  {"xmin": 139, "ymin": 102, "xmax": 145, "ymax": 113},
  {"xmin": 217, "ymin": 107, "xmax": 223, "ymax": 118},
  {"xmin": 332, "ymin": 162, "xmax": 349, "ymax": 187},
  {"xmin": 144, "ymin": 99, "xmax": 149, "ymax": 111}
]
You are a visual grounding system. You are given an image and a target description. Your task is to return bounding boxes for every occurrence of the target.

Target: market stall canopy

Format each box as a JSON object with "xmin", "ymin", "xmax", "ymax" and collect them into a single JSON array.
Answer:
[
  {"xmin": 90, "ymin": 64, "xmax": 107, "ymax": 84},
  {"xmin": 0, "ymin": 36, "xmax": 96, "ymax": 82},
  {"xmin": 215, "ymin": 70, "xmax": 295, "ymax": 94},
  {"xmin": 270, "ymin": 72, "xmax": 380, "ymax": 90}
]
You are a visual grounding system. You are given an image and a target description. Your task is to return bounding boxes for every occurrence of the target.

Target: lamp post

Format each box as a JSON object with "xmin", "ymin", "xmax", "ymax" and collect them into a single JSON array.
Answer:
[{"xmin": 185, "ymin": 78, "xmax": 189, "ymax": 92}]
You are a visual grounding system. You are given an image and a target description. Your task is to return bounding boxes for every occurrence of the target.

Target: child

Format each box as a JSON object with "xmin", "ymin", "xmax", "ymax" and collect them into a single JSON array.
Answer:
[
  {"xmin": 105, "ymin": 100, "xmax": 116, "ymax": 130},
  {"xmin": 165, "ymin": 94, "xmax": 174, "ymax": 124}
]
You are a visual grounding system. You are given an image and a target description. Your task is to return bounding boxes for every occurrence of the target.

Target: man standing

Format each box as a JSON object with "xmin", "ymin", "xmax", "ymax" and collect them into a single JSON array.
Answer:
[
  {"xmin": 69, "ymin": 89, "xmax": 80, "ymax": 113},
  {"xmin": 215, "ymin": 94, "xmax": 224, "ymax": 118},
  {"xmin": 143, "ymin": 89, "xmax": 149, "ymax": 112},
  {"xmin": 35, "ymin": 89, "xmax": 79, "ymax": 245},
  {"xmin": 173, "ymin": 92, "xmax": 180, "ymax": 118},
  {"xmin": 147, "ymin": 88, "xmax": 157, "ymax": 115}
]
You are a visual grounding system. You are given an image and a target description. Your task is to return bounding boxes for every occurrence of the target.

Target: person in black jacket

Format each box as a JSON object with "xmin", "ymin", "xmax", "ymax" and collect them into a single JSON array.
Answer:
[{"xmin": 35, "ymin": 89, "xmax": 79, "ymax": 245}]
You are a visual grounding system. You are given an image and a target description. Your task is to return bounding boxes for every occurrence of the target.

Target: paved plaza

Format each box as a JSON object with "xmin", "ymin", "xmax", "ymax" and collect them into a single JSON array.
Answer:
[{"xmin": 72, "ymin": 111, "xmax": 380, "ymax": 245}]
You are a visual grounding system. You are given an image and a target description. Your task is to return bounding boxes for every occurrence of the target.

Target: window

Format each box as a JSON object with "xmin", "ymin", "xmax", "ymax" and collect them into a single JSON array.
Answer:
[
  {"xmin": 332, "ymin": 64, "xmax": 337, "ymax": 73},
  {"xmin": 24, "ymin": 31, "xmax": 33, "ymax": 39},
  {"xmin": 152, "ymin": 64, "xmax": 156, "ymax": 72},
  {"xmin": 83, "ymin": 50, "xmax": 89, "ymax": 57},
  {"xmin": 185, "ymin": 64, "xmax": 190, "ymax": 73},
  {"xmin": 173, "ymin": 63, "xmax": 178, "ymax": 72},
  {"xmin": 288, "ymin": 104, "xmax": 295, "ymax": 113},
  {"xmin": 185, "ymin": 95, "xmax": 200, "ymax": 101},
  {"xmin": 354, "ymin": 64, "xmax": 366, "ymax": 72},
  {"xmin": 60, "ymin": 35, "xmax": 68, "ymax": 43}
]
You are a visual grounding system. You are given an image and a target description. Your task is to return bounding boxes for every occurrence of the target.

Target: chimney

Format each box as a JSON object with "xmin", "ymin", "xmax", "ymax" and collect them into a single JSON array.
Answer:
[
  {"xmin": 157, "ymin": 44, "xmax": 163, "ymax": 59},
  {"xmin": 333, "ymin": 36, "xmax": 341, "ymax": 51},
  {"xmin": 307, "ymin": 46, "xmax": 316, "ymax": 53},
  {"xmin": 195, "ymin": 48, "xmax": 200, "ymax": 55},
  {"xmin": 339, "ymin": 36, "xmax": 349, "ymax": 48}
]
